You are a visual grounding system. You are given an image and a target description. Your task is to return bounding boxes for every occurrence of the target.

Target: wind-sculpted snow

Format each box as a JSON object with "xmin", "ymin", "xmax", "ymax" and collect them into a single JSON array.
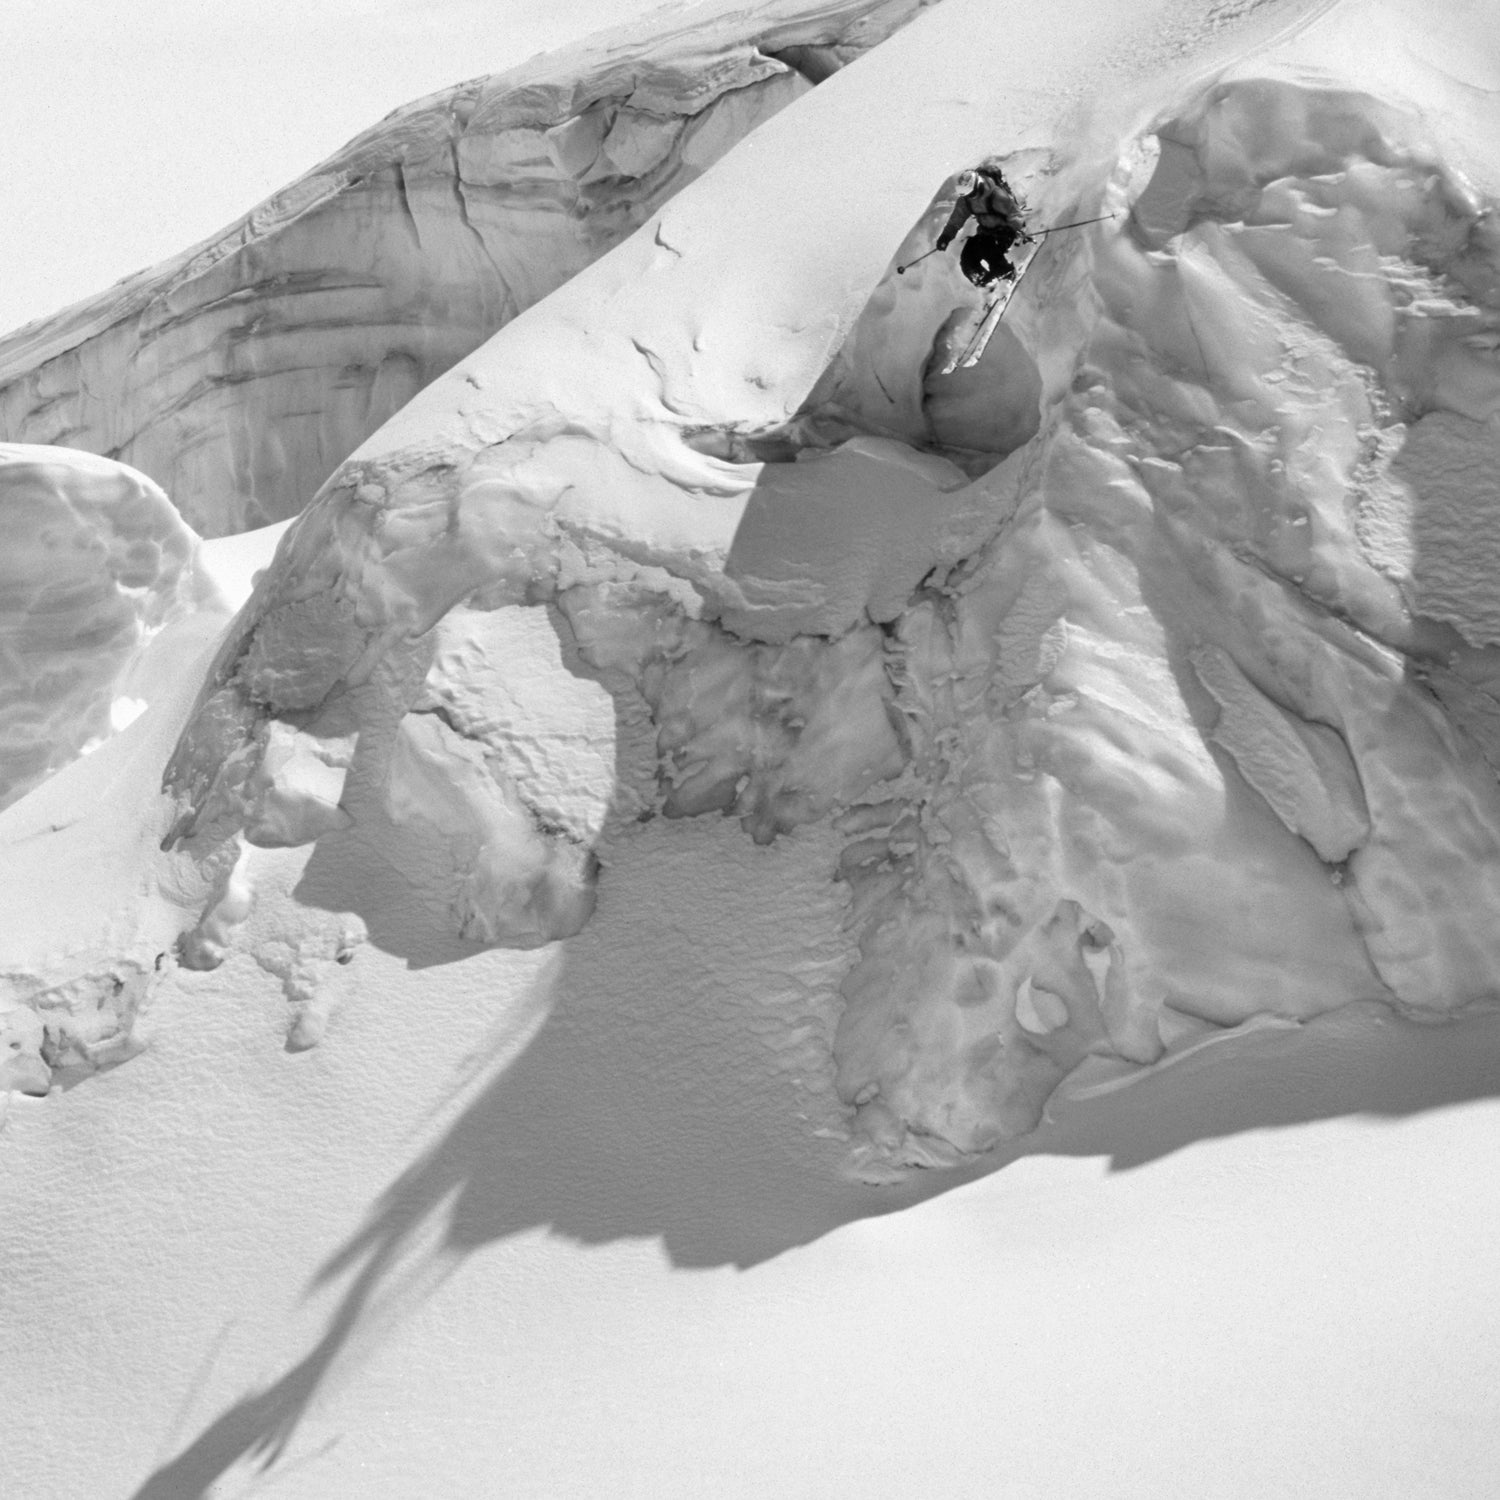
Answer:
[
  {"xmin": 0, "ymin": 444, "xmax": 220, "ymax": 810},
  {"xmin": 827, "ymin": 77, "xmax": 1500, "ymax": 1168},
  {"xmin": 0, "ymin": 0, "xmax": 934, "ymax": 539},
  {"xmin": 14, "ymin": 8, "xmax": 1500, "ymax": 1496}
]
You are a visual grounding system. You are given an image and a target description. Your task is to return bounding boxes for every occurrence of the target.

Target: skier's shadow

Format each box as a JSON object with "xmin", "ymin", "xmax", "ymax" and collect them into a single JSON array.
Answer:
[
  {"xmin": 129, "ymin": 622, "xmax": 1500, "ymax": 1497},
  {"xmin": 129, "ymin": 885, "xmax": 1500, "ymax": 1499}
]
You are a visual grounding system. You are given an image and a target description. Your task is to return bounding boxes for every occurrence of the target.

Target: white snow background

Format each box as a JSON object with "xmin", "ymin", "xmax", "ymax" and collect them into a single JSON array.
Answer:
[{"xmin": 5, "ymin": 0, "xmax": 1500, "ymax": 1496}]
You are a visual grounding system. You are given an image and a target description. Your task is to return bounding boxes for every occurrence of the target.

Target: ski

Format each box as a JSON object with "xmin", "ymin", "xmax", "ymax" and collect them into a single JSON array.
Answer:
[
  {"xmin": 937, "ymin": 243, "xmax": 1042, "ymax": 376},
  {"xmin": 956, "ymin": 280, "xmax": 1017, "ymax": 368}
]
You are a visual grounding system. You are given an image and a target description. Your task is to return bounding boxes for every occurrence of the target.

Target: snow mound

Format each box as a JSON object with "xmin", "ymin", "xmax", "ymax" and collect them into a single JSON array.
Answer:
[
  {"xmin": 825, "ymin": 74, "xmax": 1500, "ymax": 1168},
  {"xmin": 0, "ymin": 0, "xmax": 933, "ymax": 538},
  {"xmin": 0, "ymin": 443, "xmax": 222, "ymax": 809}
]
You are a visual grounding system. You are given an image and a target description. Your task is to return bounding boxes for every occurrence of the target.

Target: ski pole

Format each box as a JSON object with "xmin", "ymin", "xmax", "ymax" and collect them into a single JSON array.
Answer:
[
  {"xmin": 896, "ymin": 247, "xmax": 941, "ymax": 275},
  {"xmin": 1032, "ymin": 212, "xmax": 1117, "ymax": 237}
]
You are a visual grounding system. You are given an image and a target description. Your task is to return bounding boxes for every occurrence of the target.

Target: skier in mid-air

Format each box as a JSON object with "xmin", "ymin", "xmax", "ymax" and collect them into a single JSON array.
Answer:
[
  {"xmin": 934, "ymin": 164, "xmax": 1032, "ymax": 287},
  {"xmin": 896, "ymin": 164, "xmax": 1116, "ymax": 372}
]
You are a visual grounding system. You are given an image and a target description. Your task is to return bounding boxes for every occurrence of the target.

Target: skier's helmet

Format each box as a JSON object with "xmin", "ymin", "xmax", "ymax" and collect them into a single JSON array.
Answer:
[{"xmin": 955, "ymin": 169, "xmax": 979, "ymax": 196}]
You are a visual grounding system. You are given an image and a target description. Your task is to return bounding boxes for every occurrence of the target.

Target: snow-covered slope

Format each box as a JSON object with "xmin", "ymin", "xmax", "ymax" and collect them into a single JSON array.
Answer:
[
  {"xmin": 0, "ymin": 444, "xmax": 227, "ymax": 811},
  {"xmin": 143, "ymin": 0, "xmax": 1500, "ymax": 1172},
  {"xmin": 0, "ymin": 0, "xmax": 932, "ymax": 537},
  {"xmin": 7, "ymin": 0, "xmax": 1500, "ymax": 1494}
]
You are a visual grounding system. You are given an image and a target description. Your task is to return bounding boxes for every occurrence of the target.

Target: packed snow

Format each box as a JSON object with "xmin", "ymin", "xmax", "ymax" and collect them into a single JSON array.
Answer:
[{"xmin": 5, "ymin": 0, "xmax": 1500, "ymax": 1494}]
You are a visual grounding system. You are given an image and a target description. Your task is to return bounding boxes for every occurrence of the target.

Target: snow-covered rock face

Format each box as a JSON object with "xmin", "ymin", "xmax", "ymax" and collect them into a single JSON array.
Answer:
[
  {"xmin": 0, "ymin": 444, "xmax": 218, "ymax": 809},
  {"xmin": 0, "ymin": 0, "xmax": 933, "ymax": 539}
]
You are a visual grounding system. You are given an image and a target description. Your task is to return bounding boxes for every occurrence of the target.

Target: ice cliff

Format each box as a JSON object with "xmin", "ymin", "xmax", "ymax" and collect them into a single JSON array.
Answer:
[
  {"xmin": 0, "ymin": 444, "xmax": 225, "ymax": 810},
  {"xmin": 6, "ymin": 0, "xmax": 1500, "ymax": 1176},
  {"xmin": 0, "ymin": 0, "xmax": 932, "ymax": 538}
]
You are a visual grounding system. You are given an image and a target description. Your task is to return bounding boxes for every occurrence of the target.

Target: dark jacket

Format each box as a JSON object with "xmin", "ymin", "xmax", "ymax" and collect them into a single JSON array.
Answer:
[{"xmin": 936, "ymin": 172, "xmax": 1027, "ymax": 251}]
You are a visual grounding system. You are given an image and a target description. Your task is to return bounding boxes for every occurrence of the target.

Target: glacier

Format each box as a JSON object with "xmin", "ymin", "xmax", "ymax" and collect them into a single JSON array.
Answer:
[
  {"xmin": 6, "ymin": 0, "xmax": 1500, "ymax": 1490},
  {"xmin": 121, "ymin": 0, "xmax": 1500, "ymax": 1172}
]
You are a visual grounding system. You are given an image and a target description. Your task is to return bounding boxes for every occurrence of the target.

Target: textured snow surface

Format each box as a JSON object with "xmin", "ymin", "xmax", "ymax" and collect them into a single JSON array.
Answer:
[
  {"xmin": 7, "ymin": 0, "xmax": 1500, "ymax": 1493},
  {"xmin": 0, "ymin": 443, "xmax": 224, "ymax": 810},
  {"xmin": 143, "ymin": 0, "xmax": 1500, "ymax": 1172}
]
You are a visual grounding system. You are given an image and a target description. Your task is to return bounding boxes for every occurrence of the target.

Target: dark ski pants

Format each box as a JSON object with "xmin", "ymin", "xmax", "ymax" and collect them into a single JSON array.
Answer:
[{"xmin": 960, "ymin": 232, "xmax": 1016, "ymax": 289}]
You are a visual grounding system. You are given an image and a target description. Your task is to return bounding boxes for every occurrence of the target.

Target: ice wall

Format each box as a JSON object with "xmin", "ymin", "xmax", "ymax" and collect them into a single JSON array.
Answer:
[
  {"xmin": 0, "ymin": 444, "xmax": 222, "ymax": 810},
  {"xmin": 829, "ymin": 80, "xmax": 1500, "ymax": 1168},
  {"xmin": 0, "ymin": 0, "xmax": 933, "ymax": 539},
  {"xmin": 163, "ymin": 61, "xmax": 1500, "ymax": 1174}
]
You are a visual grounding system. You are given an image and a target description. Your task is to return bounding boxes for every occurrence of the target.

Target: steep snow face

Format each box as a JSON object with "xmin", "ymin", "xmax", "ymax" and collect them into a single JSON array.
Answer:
[
  {"xmin": 18, "ymin": 0, "xmax": 1500, "ymax": 1177},
  {"xmin": 0, "ymin": 444, "xmax": 226, "ymax": 810},
  {"xmin": 0, "ymin": 0, "xmax": 933, "ymax": 538}
]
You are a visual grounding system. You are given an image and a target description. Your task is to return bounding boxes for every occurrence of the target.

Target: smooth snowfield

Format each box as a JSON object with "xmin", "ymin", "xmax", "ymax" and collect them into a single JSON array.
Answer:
[{"xmin": 6, "ymin": 0, "xmax": 1500, "ymax": 1494}]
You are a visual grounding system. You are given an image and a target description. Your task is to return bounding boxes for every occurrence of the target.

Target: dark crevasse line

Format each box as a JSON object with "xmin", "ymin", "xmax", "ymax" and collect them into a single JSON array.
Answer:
[{"xmin": 0, "ymin": 0, "xmax": 940, "ymax": 539}]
